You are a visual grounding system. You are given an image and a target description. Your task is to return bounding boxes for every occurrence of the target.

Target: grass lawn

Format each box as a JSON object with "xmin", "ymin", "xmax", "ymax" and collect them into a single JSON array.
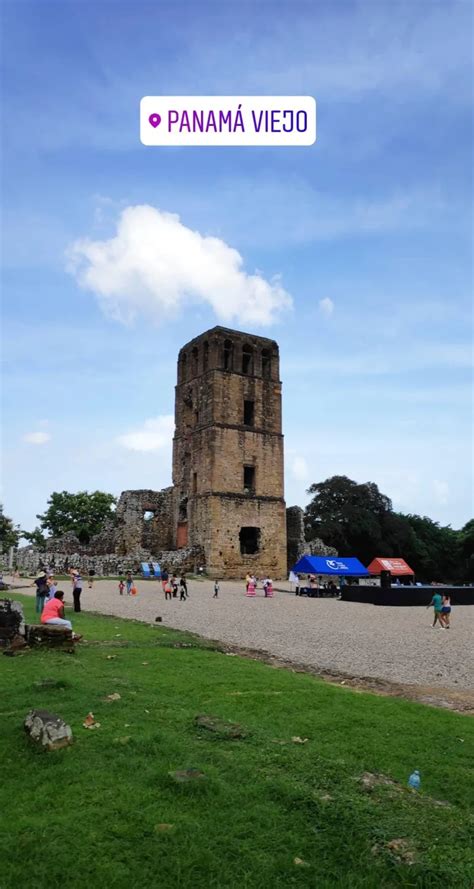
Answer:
[{"xmin": 1, "ymin": 595, "xmax": 473, "ymax": 888}]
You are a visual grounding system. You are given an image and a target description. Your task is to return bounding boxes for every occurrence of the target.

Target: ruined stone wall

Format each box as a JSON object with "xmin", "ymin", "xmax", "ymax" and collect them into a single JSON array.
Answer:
[
  {"xmin": 114, "ymin": 488, "xmax": 174, "ymax": 555},
  {"xmin": 286, "ymin": 505, "xmax": 338, "ymax": 569},
  {"xmin": 286, "ymin": 505, "xmax": 306, "ymax": 569},
  {"xmin": 15, "ymin": 545, "xmax": 204, "ymax": 577}
]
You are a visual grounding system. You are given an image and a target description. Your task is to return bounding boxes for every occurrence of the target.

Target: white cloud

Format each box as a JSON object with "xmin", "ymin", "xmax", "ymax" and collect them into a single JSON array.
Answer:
[
  {"xmin": 290, "ymin": 456, "xmax": 310, "ymax": 482},
  {"xmin": 23, "ymin": 431, "xmax": 51, "ymax": 445},
  {"xmin": 67, "ymin": 205, "xmax": 292, "ymax": 327},
  {"xmin": 117, "ymin": 415, "xmax": 174, "ymax": 453},
  {"xmin": 319, "ymin": 297, "xmax": 334, "ymax": 317}
]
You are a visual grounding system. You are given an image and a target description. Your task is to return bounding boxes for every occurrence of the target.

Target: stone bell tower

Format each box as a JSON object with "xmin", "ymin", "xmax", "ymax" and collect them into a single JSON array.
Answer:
[{"xmin": 172, "ymin": 326, "xmax": 287, "ymax": 578}]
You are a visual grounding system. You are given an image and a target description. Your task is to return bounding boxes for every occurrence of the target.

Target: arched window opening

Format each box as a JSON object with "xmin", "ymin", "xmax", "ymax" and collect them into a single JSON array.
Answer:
[
  {"xmin": 261, "ymin": 348, "xmax": 271, "ymax": 379},
  {"xmin": 223, "ymin": 339, "xmax": 233, "ymax": 371},
  {"xmin": 191, "ymin": 346, "xmax": 199, "ymax": 376},
  {"xmin": 242, "ymin": 344, "xmax": 253, "ymax": 375}
]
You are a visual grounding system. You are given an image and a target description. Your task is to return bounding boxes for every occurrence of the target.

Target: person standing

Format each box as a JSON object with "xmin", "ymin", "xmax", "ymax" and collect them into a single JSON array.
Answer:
[
  {"xmin": 213, "ymin": 579, "xmax": 220, "ymax": 598},
  {"xmin": 427, "ymin": 591, "xmax": 444, "ymax": 628},
  {"xmin": 88, "ymin": 566, "xmax": 96, "ymax": 589},
  {"xmin": 441, "ymin": 594, "xmax": 452, "ymax": 628},
  {"xmin": 245, "ymin": 573, "xmax": 251, "ymax": 593},
  {"xmin": 47, "ymin": 575, "xmax": 57, "ymax": 600},
  {"xmin": 71, "ymin": 570, "xmax": 83, "ymax": 613},
  {"xmin": 164, "ymin": 580, "xmax": 172, "ymax": 601},
  {"xmin": 171, "ymin": 574, "xmax": 178, "ymax": 598},
  {"xmin": 33, "ymin": 571, "xmax": 49, "ymax": 614},
  {"xmin": 118, "ymin": 577, "xmax": 125, "ymax": 596},
  {"xmin": 125, "ymin": 572, "xmax": 133, "ymax": 596},
  {"xmin": 246, "ymin": 577, "xmax": 256, "ymax": 597},
  {"xmin": 161, "ymin": 567, "xmax": 169, "ymax": 594},
  {"xmin": 179, "ymin": 575, "xmax": 188, "ymax": 600}
]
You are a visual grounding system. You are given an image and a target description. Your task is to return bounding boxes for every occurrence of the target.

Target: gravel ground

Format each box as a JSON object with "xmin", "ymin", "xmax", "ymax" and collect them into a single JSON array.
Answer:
[{"xmin": 16, "ymin": 577, "xmax": 474, "ymax": 692}]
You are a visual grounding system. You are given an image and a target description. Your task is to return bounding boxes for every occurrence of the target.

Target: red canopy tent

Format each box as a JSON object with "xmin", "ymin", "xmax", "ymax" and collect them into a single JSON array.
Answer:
[{"xmin": 367, "ymin": 557, "xmax": 414, "ymax": 576}]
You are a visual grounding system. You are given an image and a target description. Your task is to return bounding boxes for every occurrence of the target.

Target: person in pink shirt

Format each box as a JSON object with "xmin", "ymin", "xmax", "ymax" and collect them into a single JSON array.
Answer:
[{"xmin": 41, "ymin": 591, "xmax": 82, "ymax": 640}]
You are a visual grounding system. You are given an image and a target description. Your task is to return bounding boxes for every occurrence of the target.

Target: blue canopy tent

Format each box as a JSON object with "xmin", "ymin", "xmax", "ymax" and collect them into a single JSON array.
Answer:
[{"xmin": 292, "ymin": 555, "xmax": 369, "ymax": 576}]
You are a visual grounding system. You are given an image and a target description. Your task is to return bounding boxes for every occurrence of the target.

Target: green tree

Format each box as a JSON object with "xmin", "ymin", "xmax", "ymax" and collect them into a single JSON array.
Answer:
[
  {"xmin": 20, "ymin": 527, "xmax": 47, "ymax": 549},
  {"xmin": 459, "ymin": 519, "xmax": 474, "ymax": 581},
  {"xmin": 303, "ymin": 476, "xmax": 472, "ymax": 581},
  {"xmin": 37, "ymin": 490, "xmax": 116, "ymax": 544},
  {"xmin": 403, "ymin": 514, "xmax": 461, "ymax": 583},
  {"xmin": 304, "ymin": 476, "xmax": 391, "ymax": 563},
  {"xmin": 0, "ymin": 504, "xmax": 20, "ymax": 553}
]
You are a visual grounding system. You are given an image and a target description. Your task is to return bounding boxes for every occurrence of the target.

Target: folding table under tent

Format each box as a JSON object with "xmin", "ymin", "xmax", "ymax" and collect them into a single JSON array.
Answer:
[
  {"xmin": 367, "ymin": 557, "xmax": 414, "ymax": 577},
  {"xmin": 292, "ymin": 555, "xmax": 369, "ymax": 576}
]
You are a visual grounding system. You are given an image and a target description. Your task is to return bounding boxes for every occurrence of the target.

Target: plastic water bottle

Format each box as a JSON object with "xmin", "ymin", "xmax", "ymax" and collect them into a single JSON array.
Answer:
[{"xmin": 408, "ymin": 769, "xmax": 421, "ymax": 790}]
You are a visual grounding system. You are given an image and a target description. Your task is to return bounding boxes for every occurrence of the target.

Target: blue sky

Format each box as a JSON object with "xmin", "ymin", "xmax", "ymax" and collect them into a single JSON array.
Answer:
[{"xmin": 1, "ymin": 0, "xmax": 472, "ymax": 535}]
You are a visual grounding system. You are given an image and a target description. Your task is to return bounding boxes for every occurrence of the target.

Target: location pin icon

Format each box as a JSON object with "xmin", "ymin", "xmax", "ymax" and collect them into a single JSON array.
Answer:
[{"xmin": 149, "ymin": 113, "xmax": 161, "ymax": 128}]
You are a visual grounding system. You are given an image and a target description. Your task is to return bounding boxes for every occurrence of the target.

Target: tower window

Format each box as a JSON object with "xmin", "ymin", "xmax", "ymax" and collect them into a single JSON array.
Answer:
[
  {"xmin": 242, "ymin": 344, "xmax": 253, "ymax": 374},
  {"xmin": 223, "ymin": 339, "xmax": 233, "ymax": 371},
  {"xmin": 203, "ymin": 340, "xmax": 209, "ymax": 371},
  {"xmin": 261, "ymin": 348, "xmax": 271, "ymax": 379},
  {"xmin": 239, "ymin": 526, "xmax": 260, "ymax": 555},
  {"xmin": 243, "ymin": 399, "xmax": 255, "ymax": 426},
  {"xmin": 243, "ymin": 465, "xmax": 255, "ymax": 492},
  {"xmin": 143, "ymin": 511, "xmax": 155, "ymax": 522},
  {"xmin": 191, "ymin": 346, "xmax": 199, "ymax": 376}
]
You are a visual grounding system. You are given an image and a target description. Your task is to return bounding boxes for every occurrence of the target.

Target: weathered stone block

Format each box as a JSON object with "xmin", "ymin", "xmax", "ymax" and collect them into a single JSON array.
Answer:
[
  {"xmin": 24, "ymin": 709, "xmax": 73, "ymax": 750},
  {"xmin": 27, "ymin": 624, "xmax": 75, "ymax": 653}
]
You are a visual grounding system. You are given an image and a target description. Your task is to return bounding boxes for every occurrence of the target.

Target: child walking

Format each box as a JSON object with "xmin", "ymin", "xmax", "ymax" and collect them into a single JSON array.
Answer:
[
  {"xmin": 179, "ymin": 575, "xmax": 188, "ymax": 599},
  {"xmin": 213, "ymin": 580, "xmax": 220, "ymax": 598},
  {"xmin": 118, "ymin": 578, "xmax": 125, "ymax": 596}
]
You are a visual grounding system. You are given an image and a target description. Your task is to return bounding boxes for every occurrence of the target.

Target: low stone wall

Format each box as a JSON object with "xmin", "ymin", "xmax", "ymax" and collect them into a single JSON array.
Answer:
[
  {"xmin": 286, "ymin": 505, "xmax": 337, "ymax": 568},
  {"xmin": 15, "ymin": 545, "xmax": 205, "ymax": 577}
]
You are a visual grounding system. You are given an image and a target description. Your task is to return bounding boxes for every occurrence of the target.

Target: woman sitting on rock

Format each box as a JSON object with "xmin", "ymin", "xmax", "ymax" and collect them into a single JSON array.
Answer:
[{"xmin": 41, "ymin": 591, "xmax": 82, "ymax": 640}]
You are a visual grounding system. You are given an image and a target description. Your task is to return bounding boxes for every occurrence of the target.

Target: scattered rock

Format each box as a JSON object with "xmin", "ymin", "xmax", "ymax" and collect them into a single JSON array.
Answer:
[
  {"xmin": 293, "ymin": 857, "xmax": 309, "ymax": 867},
  {"xmin": 24, "ymin": 708, "xmax": 73, "ymax": 751},
  {"xmin": 319, "ymin": 793, "xmax": 334, "ymax": 801},
  {"xmin": 106, "ymin": 655, "xmax": 117, "ymax": 660},
  {"xmin": 10, "ymin": 634, "xmax": 28, "ymax": 652},
  {"xmin": 291, "ymin": 736, "xmax": 309, "ymax": 744},
  {"xmin": 83, "ymin": 712, "xmax": 101, "ymax": 729},
  {"xmin": 169, "ymin": 768, "xmax": 207, "ymax": 783},
  {"xmin": 114, "ymin": 736, "xmax": 131, "ymax": 745},
  {"xmin": 194, "ymin": 714, "xmax": 247, "ymax": 740},
  {"xmin": 103, "ymin": 693, "xmax": 121, "ymax": 702}
]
